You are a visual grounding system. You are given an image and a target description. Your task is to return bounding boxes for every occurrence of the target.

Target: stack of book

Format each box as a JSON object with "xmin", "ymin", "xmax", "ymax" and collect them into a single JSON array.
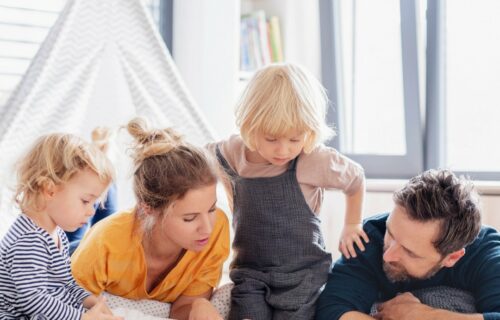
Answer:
[{"xmin": 240, "ymin": 10, "xmax": 283, "ymax": 73}]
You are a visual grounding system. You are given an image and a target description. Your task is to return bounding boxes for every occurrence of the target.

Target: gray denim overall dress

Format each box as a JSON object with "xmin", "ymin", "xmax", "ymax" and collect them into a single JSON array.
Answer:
[{"xmin": 216, "ymin": 147, "xmax": 332, "ymax": 320}]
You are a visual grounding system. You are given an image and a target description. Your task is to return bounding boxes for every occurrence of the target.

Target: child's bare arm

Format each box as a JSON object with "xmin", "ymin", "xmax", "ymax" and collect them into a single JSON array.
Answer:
[{"xmin": 339, "ymin": 179, "xmax": 369, "ymax": 259}]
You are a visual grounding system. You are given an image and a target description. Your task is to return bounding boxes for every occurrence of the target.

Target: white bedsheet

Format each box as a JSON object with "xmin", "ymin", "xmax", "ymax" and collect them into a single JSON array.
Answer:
[{"xmin": 104, "ymin": 282, "xmax": 233, "ymax": 320}]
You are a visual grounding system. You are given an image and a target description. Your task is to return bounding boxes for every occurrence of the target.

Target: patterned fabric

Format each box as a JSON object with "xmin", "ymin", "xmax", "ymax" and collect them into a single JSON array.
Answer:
[
  {"xmin": 0, "ymin": 215, "xmax": 90, "ymax": 319},
  {"xmin": 370, "ymin": 286, "xmax": 476, "ymax": 315},
  {"xmin": 216, "ymin": 148, "xmax": 332, "ymax": 320},
  {"xmin": 112, "ymin": 308, "xmax": 165, "ymax": 320},
  {"xmin": 104, "ymin": 283, "xmax": 233, "ymax": 320}
]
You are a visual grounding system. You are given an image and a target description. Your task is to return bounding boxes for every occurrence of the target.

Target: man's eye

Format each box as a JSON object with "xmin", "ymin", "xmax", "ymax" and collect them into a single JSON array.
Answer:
[{"xmin": 407, "ymin": 251, "xmax": 418, "ymax": 258}]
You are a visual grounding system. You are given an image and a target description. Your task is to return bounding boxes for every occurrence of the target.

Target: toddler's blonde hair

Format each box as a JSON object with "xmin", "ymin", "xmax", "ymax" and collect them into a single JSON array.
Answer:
[
  {"xmin": 235, "ymin": 63, "xmax": 335, "ymax": 153},
  {"xmin": 15, "ymin": 133, "xmax": 115, "ymax": 212},
  {"xmin": 91, "ymin": 126, "xmax": 112, "ymax": 153}
]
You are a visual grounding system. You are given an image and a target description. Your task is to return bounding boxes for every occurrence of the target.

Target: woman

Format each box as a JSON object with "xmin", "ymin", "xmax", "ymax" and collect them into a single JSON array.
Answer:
[{"xmin": 72, "ymin": 118, "xmax": 230, "ymax": 320}]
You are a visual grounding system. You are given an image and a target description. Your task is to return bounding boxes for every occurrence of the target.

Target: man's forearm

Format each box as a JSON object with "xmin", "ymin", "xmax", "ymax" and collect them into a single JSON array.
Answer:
[
  {"xmin": 428, "ymin": 309, "xmax": 483, "ymax": 320},
  {"xmin": 339, "ymin": 309, "xmax": 484, "ymax": 320},
  {"xmin": 340, "ymin": 311, "xmax": 375, "ymax": 320}
]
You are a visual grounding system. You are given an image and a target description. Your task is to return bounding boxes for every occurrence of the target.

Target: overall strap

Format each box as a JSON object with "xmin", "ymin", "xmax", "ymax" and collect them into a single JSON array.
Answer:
[
  {"xmin": 287, "ymin": 155, "xmax": 300, "ymax": 172},
  {"xmin": 215, "ymin": 145, "xmax": 238, "ymax": 178}
]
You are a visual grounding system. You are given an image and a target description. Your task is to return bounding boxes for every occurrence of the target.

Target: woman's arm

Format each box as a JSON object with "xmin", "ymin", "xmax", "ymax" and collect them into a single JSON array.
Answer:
[{"xmin": 170, "ymin": 289, "xmax": 222, "ymax": 320}]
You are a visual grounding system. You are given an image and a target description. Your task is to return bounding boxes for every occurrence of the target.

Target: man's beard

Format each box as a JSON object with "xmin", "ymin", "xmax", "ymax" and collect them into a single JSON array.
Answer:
[
  {"xmin": 382, "ymin": 247, "xmax": 443, "ymax": 283},
  {"xmin": 383, "ymin": 261, "xmax": 411, "ymax": 282}
]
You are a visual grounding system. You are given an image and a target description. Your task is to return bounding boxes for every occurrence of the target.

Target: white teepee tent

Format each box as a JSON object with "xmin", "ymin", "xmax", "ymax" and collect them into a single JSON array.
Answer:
[{"xmin": 0, "ymin": 0, "xmax": 217, "ymax": 236}]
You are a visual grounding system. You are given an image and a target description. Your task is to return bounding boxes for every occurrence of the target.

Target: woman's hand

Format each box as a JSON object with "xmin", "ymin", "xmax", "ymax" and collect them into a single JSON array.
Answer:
[{"xmin": 188, "ymin": 298, "xmax": 223, "ymax": 320}]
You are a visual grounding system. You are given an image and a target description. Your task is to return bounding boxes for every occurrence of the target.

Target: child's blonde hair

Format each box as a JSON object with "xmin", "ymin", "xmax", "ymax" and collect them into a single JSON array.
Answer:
[
  {"xmin": 15, "ymin": 133, "xmax": 115, "ymax": 212},
  {"xmin": 235, "ymin": 63, "xmax": 335, "ymax": 153},
  {"xmin": 91, "ymin": 126, "xmax": 112, "ymax": 153}
]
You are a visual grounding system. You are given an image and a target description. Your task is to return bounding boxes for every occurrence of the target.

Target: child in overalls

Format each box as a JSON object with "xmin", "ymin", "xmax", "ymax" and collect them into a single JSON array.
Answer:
[{"xmin": 209, "ymin": 63, "xmax": 368, "ymax": 320}]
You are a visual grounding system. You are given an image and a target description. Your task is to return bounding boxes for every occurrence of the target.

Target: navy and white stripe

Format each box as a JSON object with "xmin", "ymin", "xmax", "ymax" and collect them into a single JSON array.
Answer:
[{"xmin": 0, "ymin": 214, "xmax": 91, "ymax": 319}]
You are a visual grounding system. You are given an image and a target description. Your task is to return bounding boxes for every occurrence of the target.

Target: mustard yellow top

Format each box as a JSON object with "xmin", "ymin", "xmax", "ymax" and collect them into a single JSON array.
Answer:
[{"xmin": 71, "ymin": 208, "xmax": 230, "ymax": 302}]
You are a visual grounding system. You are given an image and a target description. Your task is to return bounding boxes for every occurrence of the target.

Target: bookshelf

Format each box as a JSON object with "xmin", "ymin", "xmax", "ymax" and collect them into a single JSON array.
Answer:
[
  {"xmin": 239, "ymin": 6, "xmax": 284, "ymax": 79},
  {"xmin": 238, "ymin": 0, "xmax": 321, "ymax": 83}
]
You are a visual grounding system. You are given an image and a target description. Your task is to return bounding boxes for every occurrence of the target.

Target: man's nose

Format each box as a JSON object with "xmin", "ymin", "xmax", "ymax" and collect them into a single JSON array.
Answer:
[{"xmin": 383, "ymin": 240, "xmax": 400, "ymax": 262}]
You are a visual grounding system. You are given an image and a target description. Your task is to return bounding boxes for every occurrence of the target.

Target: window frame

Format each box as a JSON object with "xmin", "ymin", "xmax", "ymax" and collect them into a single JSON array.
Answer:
[
  {"xmin": 425, "ymin": 0, "xmax": 500, "ymax": 180},
  {"xmin": 158, "ymin": 0, "xmax": 174, "ymax": 53},
  {"xmin": 319, "ymin": 0, "xmax": 424, "ymax": 179}
]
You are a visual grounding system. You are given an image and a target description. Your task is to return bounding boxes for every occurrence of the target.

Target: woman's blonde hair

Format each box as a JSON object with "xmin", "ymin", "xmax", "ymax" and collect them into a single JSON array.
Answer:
[
  {"xmin": 235, "ymin": 63, "xmax": 335, "ymax": 153},
  {"xmin": 126, "ymin": 118, "xmax": 221, "ymax": 234},
  {"xmin": 15, "ymin": 133, "xmax": 115, "ymax": 213}
]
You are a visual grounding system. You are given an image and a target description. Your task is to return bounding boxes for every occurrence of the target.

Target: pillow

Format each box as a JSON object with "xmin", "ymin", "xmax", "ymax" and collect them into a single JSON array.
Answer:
[
  {"xmin": 370, "ymin": 286, "xmax": 476, "ymax": 315},
  {"xmin": 103, "ymin": 282, "xmax": 234, "ymax": 320}
]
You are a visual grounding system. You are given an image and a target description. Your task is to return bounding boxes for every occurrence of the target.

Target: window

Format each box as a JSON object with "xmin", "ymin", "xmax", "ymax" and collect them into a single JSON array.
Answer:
[
  {"xmin": 321, "ymin": 0, "xmax": 499, "ymax": 180},
  {"xmin": 338, "ymin": 0, "xmax": 406, "ymax": 156},
  {"xmin": 0, "ymin": 0, "xmax": 65, "ymax": 107},
  {"xmin": 0, "ymin": 0, "xmax": 165, "ymax": 109},
  {"xmin": 426, "ymin": 0, "xmax": 500, "ymax": 180},
  {"xmin": 320, "ymin": 0, "xmax": 423, "ymax": 178}
]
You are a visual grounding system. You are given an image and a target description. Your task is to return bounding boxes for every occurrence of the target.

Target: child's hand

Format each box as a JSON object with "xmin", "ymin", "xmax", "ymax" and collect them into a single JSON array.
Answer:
[
  {"xmin": 83, "ymin": 295, "xmax": 114, "ymax": 315},
  {"xmin": 338, "ymin": 223, "xmax": 369, "ymax": 259},
  {"xmin": 82, "ymin": 296, "xmax": 123, "ymax": 320},
  {"xmin": 189, "ymin": 298, "xmax": 223, "ymax": 320}
]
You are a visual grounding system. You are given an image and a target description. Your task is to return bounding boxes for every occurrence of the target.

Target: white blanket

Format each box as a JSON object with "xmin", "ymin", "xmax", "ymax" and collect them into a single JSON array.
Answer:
[
  {"xmin": 112, "ymin": 307, "xmax": 169, "ymax": 320},
  {"xmin": 105, "ymin": 283, "xmax": 233, "ymax": 320}
]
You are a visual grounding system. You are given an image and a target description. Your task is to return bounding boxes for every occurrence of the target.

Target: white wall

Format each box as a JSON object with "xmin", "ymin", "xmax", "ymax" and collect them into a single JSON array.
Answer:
[{"xmin": 172, "ymin": 0, "xmax": 240, "ymax": 139}]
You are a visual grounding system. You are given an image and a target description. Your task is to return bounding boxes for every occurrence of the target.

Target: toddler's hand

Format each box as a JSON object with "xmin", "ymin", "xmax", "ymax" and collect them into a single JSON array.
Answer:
[
  {"xmin": 82, "ymin": 296, "xmax": 123, "ymax": 320},
  {"xmin": 339, "ymin": 223, "xmax": 369, "ymax": 259}
]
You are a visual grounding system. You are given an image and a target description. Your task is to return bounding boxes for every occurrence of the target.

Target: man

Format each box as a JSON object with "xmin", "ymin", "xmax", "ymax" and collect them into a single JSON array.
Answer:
[{"xmin": 316, "ymin": 169, "xmax": 500, "ymax": 320}]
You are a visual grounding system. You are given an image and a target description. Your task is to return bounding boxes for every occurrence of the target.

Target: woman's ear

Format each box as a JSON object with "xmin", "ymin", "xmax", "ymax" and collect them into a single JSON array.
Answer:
[
  {"xmin": 138, "ymin": 202, "xmax": 156, "ymax": 216},
  {"xmin": 138, "ymin": 203, "xmax": 159, "ymax": 233}
]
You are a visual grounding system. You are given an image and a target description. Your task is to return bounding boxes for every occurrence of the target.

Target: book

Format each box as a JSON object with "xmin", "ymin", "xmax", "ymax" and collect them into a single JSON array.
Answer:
[
  {"xmin": 240, "ymin": 11, "xmax": 284, "ymax": 71},
  {"xmin": 269, "ymin": 15, "xmax": 283, "ymax": 62}
]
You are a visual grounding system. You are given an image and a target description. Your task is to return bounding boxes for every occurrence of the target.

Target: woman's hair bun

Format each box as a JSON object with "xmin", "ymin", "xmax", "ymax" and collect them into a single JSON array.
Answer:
[{"xmin": 126, "ymin": 117, "xmax": 183, "ymax": 164}]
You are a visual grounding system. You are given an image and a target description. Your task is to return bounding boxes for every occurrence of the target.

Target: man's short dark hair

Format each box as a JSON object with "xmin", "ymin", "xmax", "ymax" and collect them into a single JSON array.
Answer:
[{"xmin": 393, "ymin": 169, "xmax": 481, "ymax": 255}]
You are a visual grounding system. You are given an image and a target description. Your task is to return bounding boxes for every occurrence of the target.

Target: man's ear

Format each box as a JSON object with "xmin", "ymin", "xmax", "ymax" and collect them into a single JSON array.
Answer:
[{"xmin": 442, "ymin": 248, "xmax": 465, "ymax": 268}]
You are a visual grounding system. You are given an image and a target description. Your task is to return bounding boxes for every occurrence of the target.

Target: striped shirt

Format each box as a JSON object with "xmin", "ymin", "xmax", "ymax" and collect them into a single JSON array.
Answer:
[{"xmin": 0, "ymin": 214, "xmax": 91, "ymax": 319}]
